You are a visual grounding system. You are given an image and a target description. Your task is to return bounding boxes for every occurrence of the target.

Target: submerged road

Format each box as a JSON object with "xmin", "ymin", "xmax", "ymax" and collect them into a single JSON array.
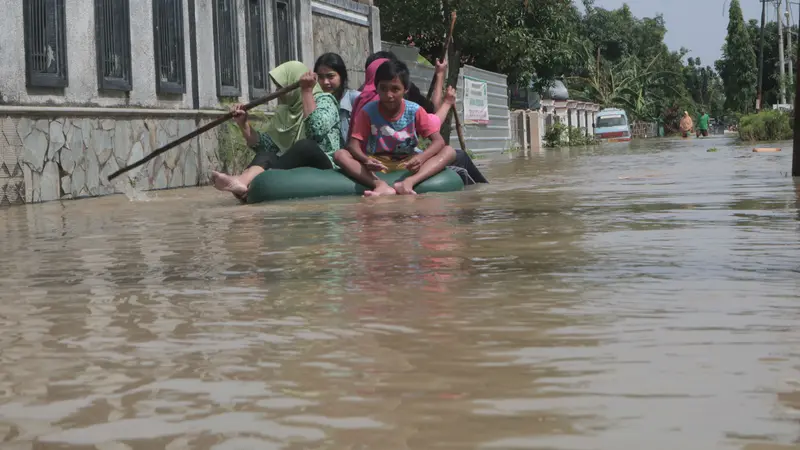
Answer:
[{"xmin": 0, "ymin": 135, "xmax": 799, "ymax": 449}]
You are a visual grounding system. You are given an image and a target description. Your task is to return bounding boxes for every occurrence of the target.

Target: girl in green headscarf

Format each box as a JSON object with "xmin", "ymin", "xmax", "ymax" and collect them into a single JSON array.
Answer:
[{"xmin": 211, "ymin": 61, "xmax": 341, "ymax": 201}]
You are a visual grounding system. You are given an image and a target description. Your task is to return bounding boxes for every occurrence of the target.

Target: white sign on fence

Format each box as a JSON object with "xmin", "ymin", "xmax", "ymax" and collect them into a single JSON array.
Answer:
[{"xmin": 463, "ymin": 76, "xmax": 489, "ymax": 125}]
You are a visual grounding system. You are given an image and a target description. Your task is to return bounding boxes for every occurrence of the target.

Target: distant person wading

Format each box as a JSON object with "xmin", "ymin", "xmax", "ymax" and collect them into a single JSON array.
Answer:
[
  {"xmin": 680, "ymin": 111, "xmax": 694, "ymax": 138},
  {"xmin": 696, "ymin": 111, "xmax": 710, "ymax": 138}
]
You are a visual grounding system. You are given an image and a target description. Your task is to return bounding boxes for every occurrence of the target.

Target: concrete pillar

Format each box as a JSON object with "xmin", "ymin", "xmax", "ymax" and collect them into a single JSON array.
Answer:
[
  {"xmin": 529, "ymin": 111, "xmax": 542, "ymax": 152},
  {"xmin": 368, "ymin": 5, "xmax": 381, "ymax": 54},
  {"xmin": 584, "ymin": 110, "xmax": 590, "ymax": 136},
  {"xmin": 517, "ymin": 111, "xmax": 529, "ymax": 154}
]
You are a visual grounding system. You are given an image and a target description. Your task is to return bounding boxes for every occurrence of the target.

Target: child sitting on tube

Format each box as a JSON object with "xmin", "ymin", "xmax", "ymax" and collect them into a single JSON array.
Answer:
[{"xmin": 333, "ymin": 59, "xmax": 456, "ymax": 196}]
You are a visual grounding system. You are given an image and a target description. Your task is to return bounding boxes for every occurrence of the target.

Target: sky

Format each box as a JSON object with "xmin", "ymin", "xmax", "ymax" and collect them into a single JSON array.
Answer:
[{"xmin": 592, "ymin": 0, "xmax": 793, "ymax": 66}]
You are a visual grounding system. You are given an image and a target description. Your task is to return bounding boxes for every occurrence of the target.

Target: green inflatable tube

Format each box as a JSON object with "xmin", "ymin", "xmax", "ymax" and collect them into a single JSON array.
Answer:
[{"xmin": 246, "ymin": 167, "xmax": 464, "ymax": 203}]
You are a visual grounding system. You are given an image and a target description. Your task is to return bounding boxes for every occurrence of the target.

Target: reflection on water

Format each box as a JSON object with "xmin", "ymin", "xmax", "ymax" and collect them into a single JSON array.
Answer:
[{"xmin": 1, "ymin": 136, "xmax": 800, "ymax": 449}]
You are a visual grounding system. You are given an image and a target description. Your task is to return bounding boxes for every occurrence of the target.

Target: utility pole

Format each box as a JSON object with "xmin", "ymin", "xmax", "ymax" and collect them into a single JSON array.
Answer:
[
  {"xmin": 793, "ymin": 0, "xmax": 800, "ymax": 176},
  {"xmin": 758, "ymin": 0, "xmax": 767, "ymax": 111},
  {"xmin": 779, "ymin": 0, "xmax": 787, "ymax": 104},
  {"xmin": 787, "ymin": 2, "xmax": 794, "ymax": 91}
]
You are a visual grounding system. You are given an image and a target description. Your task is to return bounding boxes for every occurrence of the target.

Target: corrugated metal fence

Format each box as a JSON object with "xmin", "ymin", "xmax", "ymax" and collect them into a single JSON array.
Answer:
[{"xmin": 383, "ymin": 45, "xmax": 512, "ymax": 154}]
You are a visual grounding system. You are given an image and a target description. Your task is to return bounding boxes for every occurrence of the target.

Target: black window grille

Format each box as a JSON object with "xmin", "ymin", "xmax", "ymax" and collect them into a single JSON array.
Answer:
[
  {"xmin": 152, "ymin": 0, "xmax": 186, "ymax": 94},
  {"xmin": 212, "ymin": 0, "xmax": 241, "ymax": 97},
  {"xmin": 23, "ymin": 0, "xmax": 69, "ymax": 88},
  {"xmin": 274, "ymin": 0, "xmax": 297, "ymax": 66},
  {"xmin": 95, "ymin": 0, "xmax": 132, "ymax": 91},
  {"xmin": 246, "ymin": 0, "xmax": 270, "ymax": 99}
]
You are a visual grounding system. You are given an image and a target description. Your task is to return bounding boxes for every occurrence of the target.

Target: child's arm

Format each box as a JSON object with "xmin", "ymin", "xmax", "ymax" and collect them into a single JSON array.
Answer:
[
  {"xmin": 345, "ymin": 136, "xmax": 368, "ymax": 162},
  {"xmin": 431, "ymin": 58, "xmax": 447, "ymax": 112},
  {"xmin": 346, "ymin": 137, "xmax": 387, "ymax": 172},
  {"xmin": 434, "ymin": 86, "xmax": 457, "ymax": 125},
  {"xmin": 347, "ymin": 110, "xmax": 388, "ymax": 172},
  {"xmin": 404, "ymin": 107, "xmax": 446, "ymax": 173},
  {"xmin": 404, "ymin": 131, "xmax": 444, "ymax": 173}
]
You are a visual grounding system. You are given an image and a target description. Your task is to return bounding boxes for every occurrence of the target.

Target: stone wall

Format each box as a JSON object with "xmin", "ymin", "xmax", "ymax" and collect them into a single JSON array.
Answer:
[
  {"xmin": 312, "ymin": 14, "xmax": 372, "ymax": 87},
  {"xmin": 311, "ymin": 0, "xmax": 379, "ymax": 89},
  {"xmin": 0, "ymin": 115, "xmax": 219, "ymax": 204}
]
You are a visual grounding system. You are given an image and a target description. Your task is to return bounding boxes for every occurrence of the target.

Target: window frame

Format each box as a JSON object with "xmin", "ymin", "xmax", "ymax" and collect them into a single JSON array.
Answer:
[
  {"xmin": 152, "ymin": 0, "xmax": 187, "ymax": 95},
  {"xmin": 94, "ymin": 0, "xmax": 133, "ymax": 91},
  {"xmin": 212, "ymin": 0, "xmax": 242, "ymax": 97},
  {"xmin": 273, "ymin": 0, "xmax": 299, "ymax": 68},
  {"xmin": 22, "ymin": 0, "xmax": 69, "ymax": 89},
  {"xmin": 245, "ymin": 0, "xmax": 271, "ymax": 100}
]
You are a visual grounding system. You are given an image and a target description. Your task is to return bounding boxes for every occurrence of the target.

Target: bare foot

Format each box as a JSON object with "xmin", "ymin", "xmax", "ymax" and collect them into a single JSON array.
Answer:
[
  {"xmin": 393, "ymin": 180, "xmax": 417, "ymax": 195},
  {"xmin": 211, "ymin": 171, "xmax": 248, "ymax": 197},
  {"xmin": 363, "ymin": 182, "xmax": 396, "ymax": 197}
]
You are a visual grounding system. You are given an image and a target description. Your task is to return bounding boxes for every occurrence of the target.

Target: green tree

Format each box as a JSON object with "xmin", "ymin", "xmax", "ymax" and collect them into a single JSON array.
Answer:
[
  {"xmin": 741, "ymin": 20, "xmax": 798, "ymax": 108},
  {"xmin": 376, "ymin": 0, "xmax": 578, "ymax": 143},
  {"xmin": 564, "ymin": 3, "xmax": 692, "ymax": 126},
  {"xmin": 376, "ymin": 0, "xmax": 578, "ymax": 89},
  {"xmin": 683, "ymin": 57, "xmax": 725, "ymax": 118},
  {"xmin": 716, "ymin": 0, "xmax": 757, "ymax": 113}
]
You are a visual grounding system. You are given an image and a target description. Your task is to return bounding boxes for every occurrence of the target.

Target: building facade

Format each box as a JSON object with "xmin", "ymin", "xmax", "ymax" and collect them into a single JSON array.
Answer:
[{"xmin": 0, "ymin": 0, "xmax": 380, "ymax": 205}]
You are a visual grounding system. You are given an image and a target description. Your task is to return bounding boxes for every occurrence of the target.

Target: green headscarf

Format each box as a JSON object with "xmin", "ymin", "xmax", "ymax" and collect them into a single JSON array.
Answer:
[{"xmin": 263, "ymin": 60, "xmax": 324, "ymax": 153}]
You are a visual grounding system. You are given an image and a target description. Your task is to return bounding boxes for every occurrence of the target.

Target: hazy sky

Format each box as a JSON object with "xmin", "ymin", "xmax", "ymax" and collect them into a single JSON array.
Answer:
[{"xmin": 593, "ymin": 0, "xmax": 793, "ymax": 66}]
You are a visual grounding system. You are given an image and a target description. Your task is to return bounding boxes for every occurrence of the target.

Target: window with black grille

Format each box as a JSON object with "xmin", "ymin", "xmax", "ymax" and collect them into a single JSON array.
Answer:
[
  {"xmin": 23, "ymin": 0, "xmax": 69, "ymax": 88},
  {"xmin": 152, "ymin": 0, "xmax": 186, "ymax": 94},
  {"xmin": 274, "ymin": 0, "xmax": 297, "ymax": 66},
  {"xmin": 95, "ymin": 0, "xmax": 132, "ymax": 91},
  {"xmin": 246, "ymin": 0, "xmax": 270, "ymax": 99},
  {"xmin": 212, "ymin": 0, "xmax": 241, "ymax": 97}
]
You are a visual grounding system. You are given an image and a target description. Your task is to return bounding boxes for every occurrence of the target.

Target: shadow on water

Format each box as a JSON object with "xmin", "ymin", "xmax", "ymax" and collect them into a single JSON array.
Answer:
[{"xmin": 0, "ymin": 136, "xmax": 799, "ymax": 448}]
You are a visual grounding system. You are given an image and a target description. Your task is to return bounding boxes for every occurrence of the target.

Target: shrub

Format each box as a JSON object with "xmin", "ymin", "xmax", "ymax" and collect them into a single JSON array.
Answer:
[
  {"xmin": 738, "ymin": 109, "xmax": 793, "ymax": 142},
  {"xmin": 544, "ymin": 122, "xmax": 597, "ymax": 147},
  {"xmin": 567, "ymin": 126, "xmax": 598, "ymax": 146},
  {"xmin": 544, "ymin": 122, "xmax": 565, "ymax": 147}
]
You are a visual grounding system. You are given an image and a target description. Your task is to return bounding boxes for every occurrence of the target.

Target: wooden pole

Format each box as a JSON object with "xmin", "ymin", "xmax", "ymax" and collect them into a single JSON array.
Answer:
[
  {"xmin": 452, "ymin": 104, "xmax": 468, "ymax": 153},
  {"xmin": 425, "ymin": 11, "xmax": 468, "ymax": 153},
  {"xmin": 758, "ymin": 0, "xmax": 766, "ymax": 111},
  {"xmin": 793, "ymin": 0, "xmax": 800, "ymax": 176},
  {"xmin": 107, "ymin": 81, "xmax": 301, "ymax": 182},
  {"xmin": 426, "ymin": 11, "xmax": 457, "ymax": 102}
]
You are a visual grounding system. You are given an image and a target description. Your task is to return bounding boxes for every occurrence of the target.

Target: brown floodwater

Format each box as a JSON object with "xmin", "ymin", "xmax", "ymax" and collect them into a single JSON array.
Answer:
[{"xmin": 1, "ymin": 136, "xmax": 800, "ymax": 449}]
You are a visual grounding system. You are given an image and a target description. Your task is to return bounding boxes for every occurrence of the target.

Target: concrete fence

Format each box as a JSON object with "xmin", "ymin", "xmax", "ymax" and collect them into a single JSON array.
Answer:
[{"xmin": 509, "ymin": 99, "xmax": 601, "ymax": 152}]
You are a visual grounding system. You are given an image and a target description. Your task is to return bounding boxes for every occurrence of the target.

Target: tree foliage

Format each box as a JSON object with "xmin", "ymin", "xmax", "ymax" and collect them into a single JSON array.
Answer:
[
  {"xmin": 683, "ymin": 57, "xmax": 725, "ymax": 119},
  {"xmin": 715, "ymin": 0, "xmax": 757, "ymax": 113},
  {"xmin": 562, "ymin": 2, "xmax": 698, "ymax": 130},
  {"xmin": 742, "ymin": 19, "xmax": 798, "ymax": 108},
  {"xmin": 376, "ymin": 0, "xmax": 757, "ymax": 131},
  {"xmin": 375, "ymin": 0, "xmax": 577, "ymax": 88}
]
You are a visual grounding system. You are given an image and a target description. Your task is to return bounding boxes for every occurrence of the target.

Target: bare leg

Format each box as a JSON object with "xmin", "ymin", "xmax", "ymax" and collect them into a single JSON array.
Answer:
[
  {"xmin": 333, "ymin": 150, "xmax": 395, "ymax": 196},
  {"xmin": 394, "ymin": 146, "xmax": 457, "ymax": 195},
  {"xmin": 237, "ymin": 166, "xmax": 265, "ymax": 186},
  {"xmin": 211, "ymin": 165, "xmax": 264, "ymax": 197},
  {"xmin": 211, "ymin": 171, "xmax": 246, "ymax": 196}
]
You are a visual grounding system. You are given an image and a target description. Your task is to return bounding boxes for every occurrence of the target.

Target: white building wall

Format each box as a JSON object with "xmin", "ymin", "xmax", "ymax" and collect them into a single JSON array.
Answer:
[{"xmin": 0, "ymin": 0, "xmax": 381, "ymax": 206}]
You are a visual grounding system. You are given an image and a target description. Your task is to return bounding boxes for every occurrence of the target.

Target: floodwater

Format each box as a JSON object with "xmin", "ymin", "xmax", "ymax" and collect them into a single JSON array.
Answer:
[{"xmin": 1, "ymin": 136, "xmax": 799, "ymax": 450}]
